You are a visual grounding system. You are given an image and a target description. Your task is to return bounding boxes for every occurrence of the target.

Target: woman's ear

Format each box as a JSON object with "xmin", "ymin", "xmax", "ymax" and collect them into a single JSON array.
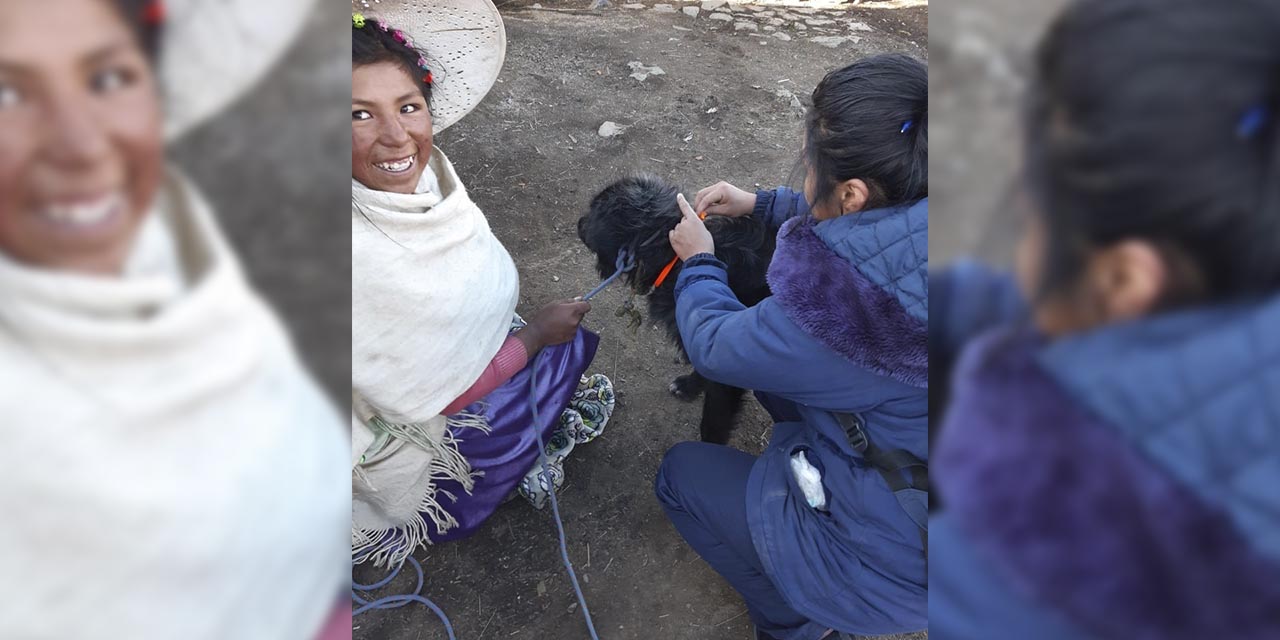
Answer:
[
  {"xmin": 838, "ymin": 179, "xmax": 870, "ymax": 215},
  {"xmin": 1087, "ymin": 239, "xmax": 1166, "ymax": 324}
]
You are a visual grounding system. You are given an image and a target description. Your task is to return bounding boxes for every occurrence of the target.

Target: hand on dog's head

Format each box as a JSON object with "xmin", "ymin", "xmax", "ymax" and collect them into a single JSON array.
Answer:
[
  {"xmin": 578, "ymin": 175, "xmax": 767, "ymax": 294},
  {"xmin": 578, "ymin": 175, "xmax": 683, "ymax": 292}
]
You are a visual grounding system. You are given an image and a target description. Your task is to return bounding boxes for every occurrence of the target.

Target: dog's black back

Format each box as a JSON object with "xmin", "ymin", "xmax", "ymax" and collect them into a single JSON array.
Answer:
[{"xmin": 578, "ymin": 175, "xmax": 777, "ymax": 443}]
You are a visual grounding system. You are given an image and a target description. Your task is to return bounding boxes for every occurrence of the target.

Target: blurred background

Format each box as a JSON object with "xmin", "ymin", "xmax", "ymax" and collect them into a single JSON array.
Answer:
[
  {"xmin": 170, "ymin": 2, "xmax": 350, "ymax": 399},
  {"xmin": 929, "ymin": 0, "xmax": 1068, "ymax": 267}
]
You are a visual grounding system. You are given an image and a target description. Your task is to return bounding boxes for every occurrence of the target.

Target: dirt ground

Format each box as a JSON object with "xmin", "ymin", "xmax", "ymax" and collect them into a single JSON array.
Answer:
[{"xmin": 352, "ymin": 2, "xmax": 927, "ymax": 640}]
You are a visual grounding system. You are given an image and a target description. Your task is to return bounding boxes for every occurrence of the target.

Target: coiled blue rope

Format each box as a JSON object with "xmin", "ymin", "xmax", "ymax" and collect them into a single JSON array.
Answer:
[{"xmin": 352, "ymin": 555, "xmax": 457, "ymax": 640}]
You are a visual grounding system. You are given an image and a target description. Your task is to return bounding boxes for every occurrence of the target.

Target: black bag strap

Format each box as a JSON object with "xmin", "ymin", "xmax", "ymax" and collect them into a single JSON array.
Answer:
[{"xmin": 835, "ymin": 412, "xmax": 928, "ymax": 558}]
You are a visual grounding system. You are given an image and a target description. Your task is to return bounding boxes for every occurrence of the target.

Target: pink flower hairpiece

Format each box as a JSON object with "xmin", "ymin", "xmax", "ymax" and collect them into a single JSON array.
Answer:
[
  {"xmin": 356, "ymin": 17, "xmax": 432, "ymax": 86},
  {"xmin": 143, "ymin": 0, "xmax": 165, "ymax": 26}
]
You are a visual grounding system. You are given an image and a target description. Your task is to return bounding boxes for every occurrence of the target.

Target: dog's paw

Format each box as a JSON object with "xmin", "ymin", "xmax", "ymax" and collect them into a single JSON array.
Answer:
[{"xmin": 668, "ymin": 374, "xmax": 705, "ymax": 401}]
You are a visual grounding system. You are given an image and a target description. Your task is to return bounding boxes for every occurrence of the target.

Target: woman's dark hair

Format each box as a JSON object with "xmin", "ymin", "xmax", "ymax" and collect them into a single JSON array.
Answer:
[
  {"xmin": 111, "ymin": 0, "xmax": 163, "ymax": 60},
  {"xmin": 804, "ymin": 53, "xmax": 928, "ymax": 211},
  {"xmin": 1026, "ymin": 0, "xmax": 1280, "ymax": 304},
  {"xmin": 352, "ymin": 19, "xmax": 434, "ymax": 108}
]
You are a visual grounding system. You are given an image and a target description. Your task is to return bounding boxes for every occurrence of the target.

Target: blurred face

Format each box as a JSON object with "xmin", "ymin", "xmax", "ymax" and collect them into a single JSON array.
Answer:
[
  {"xmin": 351, "ymin": 61, "xmax": 432, "ymax": 194},
  {"xmin": 1016, "ymin": 212, "xmax": 1167, "ymax": 337},
  {"xmin": 0, "ymin": 0, "xmax": 164, "ymax": 275}
]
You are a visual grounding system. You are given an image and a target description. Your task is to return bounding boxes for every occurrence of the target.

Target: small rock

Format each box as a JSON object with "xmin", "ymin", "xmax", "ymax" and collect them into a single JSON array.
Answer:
[
  {"xmin": 848, "ymin": 21, "xmax": 873, "ymax": 32},
  {"xmin": 810, "ymin": 36, "xmax": 846, "ymax": 48},
  {"xmin": 793, "ymin": 7, "xmax": 817, "ymax": 14},
  {"xmin": 793, "ymin": 22, "xmax": 808, "ymax": 31},
  {"xmin": 747, "ymin": 4, "xmax": 767, "ymax": 11},
  {"xmin": 653, "ymin": 3, "xmax": 677, "ymax": 13},
  {"xmin": 627, "ymin": 61, "xmax": 666, "ymax": 81},
  {"xmin": 763, "ymin": 25, "xmax": 777, "ymax": 31},
  {"xmin": 537, "ymin": 581, "xmax": 547, "ymax": 596},
  {"xmin": 552, "ymin": 275, "xmax": 561, "ymax": 282},
  {"xmin": 622, "ymin": 3, "xmax": 644, "ymax": 8},
  {"xmin": 805, "ymin": 18, "xmax": 836, "ymax": 26},
  {"xmin": 708, "ymin": 12, "xmax": 732, "ymax": 21},
  {"xmin": 757, "ymin": 10, "xmax": 775, "ymax": 18},
  {"xmin": 598, "ymin": 121, "xmax": 629, "ymax": 137},
  {"xmin": 775, "ymin": 88, "xmax": 803, "ymax": 111},
  {"xmin": 700, "ymin": 0, "xmax": 726, "ymax": 10},
  {"xmin": 682, "ymin": 6, "xmax": 699, "ymax": 17},
  {"xmin": 734, "ymin": 20, "xmax": 759, "ymax": 32},
  {"xmin": 767, "ymin": 17, "xmax": 783, "ymax": 25},
  {"xmin": 772, "ymin": 31, "xmax": 791, "ymax": 41}
]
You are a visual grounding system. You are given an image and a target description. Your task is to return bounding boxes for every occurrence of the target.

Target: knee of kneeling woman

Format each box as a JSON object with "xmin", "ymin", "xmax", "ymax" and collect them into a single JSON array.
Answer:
[{"xmin": 653, "ymin": 441, "xmax": 701, "ymax": 510}]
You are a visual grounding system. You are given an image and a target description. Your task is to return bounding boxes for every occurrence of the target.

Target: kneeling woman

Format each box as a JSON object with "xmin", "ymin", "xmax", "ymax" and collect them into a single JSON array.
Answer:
[
  {"xmin": 350, "ymin": 2, "xmax": 615, "ymax": 567},
  {"xmin": 658, "ymin": 55, "xmax": 928, "ymax": 639}
]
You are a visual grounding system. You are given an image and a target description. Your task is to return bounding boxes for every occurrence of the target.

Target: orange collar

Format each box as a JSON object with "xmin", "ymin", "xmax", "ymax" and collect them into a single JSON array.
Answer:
[{"xmin": 652, "ymin": 211, "xmax": 706, "ymax": 289}]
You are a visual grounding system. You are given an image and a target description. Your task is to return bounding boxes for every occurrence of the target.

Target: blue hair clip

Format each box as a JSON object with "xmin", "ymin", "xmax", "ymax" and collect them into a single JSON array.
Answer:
[
  {"xmin": 1237, "ymin": 105, "xmax": 1268, "ymax": 139},
  {"xmin": 900, "ymin": 120, "xmax": 915, "ymax": 134}
]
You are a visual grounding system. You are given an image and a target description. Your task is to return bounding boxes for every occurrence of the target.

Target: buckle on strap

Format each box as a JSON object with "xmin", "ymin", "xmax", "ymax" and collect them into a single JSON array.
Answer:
[{"xmin": 835, "ymin": 412, "xmax": 868, "ymax": 453}]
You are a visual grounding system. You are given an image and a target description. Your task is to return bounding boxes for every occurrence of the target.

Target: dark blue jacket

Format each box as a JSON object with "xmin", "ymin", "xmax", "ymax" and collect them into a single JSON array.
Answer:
[
  {"xmin": 930, "ymin": 263, "xmax": 1280, "ymax": 639},
  {"xmin": 673, "ymin": 188, "xmax": 928, "ymax": 635}
]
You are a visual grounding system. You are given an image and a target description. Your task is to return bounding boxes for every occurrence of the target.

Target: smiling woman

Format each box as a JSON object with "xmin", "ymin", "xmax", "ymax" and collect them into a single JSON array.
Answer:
[
  {"xmin": 0, "ymin": 0, "xmax": 163, "ymax": 274},
  {"xmin": 349, "ymin": 1, "xmax": 617, "ymax": 573},
  {"xmin": 351, "ymin": 61, "xmax": 433, "ymax": 193}
]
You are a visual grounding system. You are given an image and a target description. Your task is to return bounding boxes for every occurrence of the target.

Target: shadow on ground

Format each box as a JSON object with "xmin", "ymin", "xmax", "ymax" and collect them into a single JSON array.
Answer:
[{"xmin": 353, "ymin": 3, "xmax": 926, "ymax": 639}]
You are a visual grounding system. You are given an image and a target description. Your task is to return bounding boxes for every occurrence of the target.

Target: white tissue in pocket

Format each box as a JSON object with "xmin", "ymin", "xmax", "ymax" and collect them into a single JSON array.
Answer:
[{"xmin": 790, "ymin": 450, "xmax": 827, "ymax": 511}]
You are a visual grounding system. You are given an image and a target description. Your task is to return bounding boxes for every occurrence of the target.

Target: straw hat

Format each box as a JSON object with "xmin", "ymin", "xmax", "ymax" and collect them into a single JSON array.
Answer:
[
  {"xmin": 351, "ymin": 0, "xmax": 507, "ymax": 133},
  {"xmin": 161, "ymin": 0, "xmax": 318, "ymax": 140}
]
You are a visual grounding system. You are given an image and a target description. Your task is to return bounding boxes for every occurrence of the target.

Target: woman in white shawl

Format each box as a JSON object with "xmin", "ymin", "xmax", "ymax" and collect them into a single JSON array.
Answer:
[
  {"xmin": 351, "ymin": 1, "xmax": 616, "ymax": 568},
  {"xmin": 0, "ymin": 1, "xmax": 349, "ymax": 639}
]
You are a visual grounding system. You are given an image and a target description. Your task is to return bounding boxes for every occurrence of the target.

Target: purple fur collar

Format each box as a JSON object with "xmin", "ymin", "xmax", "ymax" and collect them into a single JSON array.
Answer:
[
  {"xmin": 936, "ymin": 329, "xmax": 1280, "ymax": 640},
  {"xmin": 766, "ymin": 217, "xmax": 927, "ymax": 388}
]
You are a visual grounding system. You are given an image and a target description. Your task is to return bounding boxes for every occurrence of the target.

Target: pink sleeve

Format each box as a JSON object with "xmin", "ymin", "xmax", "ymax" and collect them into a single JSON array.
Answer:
[
  {"xmin": 442, "ymin": 335, "xmax": 530, "ymax": 415},
  {"xmin": 314, "ymin": 599, "xmax": 351, "ymax": 640}
]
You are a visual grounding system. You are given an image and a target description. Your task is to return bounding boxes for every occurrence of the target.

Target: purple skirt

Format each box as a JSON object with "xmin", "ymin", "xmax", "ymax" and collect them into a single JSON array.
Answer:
[{"xmin": 431, "ymin": 327, "xmax": 600, "ymax": 542}]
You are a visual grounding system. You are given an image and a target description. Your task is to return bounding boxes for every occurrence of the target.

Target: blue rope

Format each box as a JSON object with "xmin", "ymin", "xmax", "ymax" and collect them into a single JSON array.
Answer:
[
  {"xmin": 528, "ymin": 350, "xmax": 601, "ymax": 640},
  {"xmin": 580, "ymin": 247, "xmax": 636, "ymax": 301},
  {"xmin": 352, "ymin": 555, "xmax": 457, "ymax": 640}
]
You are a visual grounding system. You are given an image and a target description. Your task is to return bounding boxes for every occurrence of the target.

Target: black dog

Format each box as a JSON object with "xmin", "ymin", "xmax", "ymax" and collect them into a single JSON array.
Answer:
[{"xmin": 577, "ymin": 175, "xmax": 776, "ymax": 444}]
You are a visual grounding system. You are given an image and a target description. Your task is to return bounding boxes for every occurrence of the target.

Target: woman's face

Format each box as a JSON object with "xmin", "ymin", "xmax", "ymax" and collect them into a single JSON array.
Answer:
[
  {"xmin": 0, "ymin": 0, "xmax": 164, "ymax": 275},
  {"xmin": 352, "ymin": 61, "xmax": 432, "ymax": 194}
]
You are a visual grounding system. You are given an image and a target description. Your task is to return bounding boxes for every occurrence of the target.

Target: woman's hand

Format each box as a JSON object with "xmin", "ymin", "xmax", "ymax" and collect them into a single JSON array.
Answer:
[
  {"xmin": 669, "ymin": 193, "xmax": 715, "ymax": 261},
  {"xmin": 519, "ymin": 299, "xmax": 592, "ymax": 353},
  {"xmin": 694, "ymin": 181, "xmax": 755, "ymax": 218}
]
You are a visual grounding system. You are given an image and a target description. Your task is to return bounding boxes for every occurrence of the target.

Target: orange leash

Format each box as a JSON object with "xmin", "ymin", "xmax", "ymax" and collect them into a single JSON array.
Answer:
[{"xmin": 652, "ymin": 211, "xmax": 706, "ymax": 289}]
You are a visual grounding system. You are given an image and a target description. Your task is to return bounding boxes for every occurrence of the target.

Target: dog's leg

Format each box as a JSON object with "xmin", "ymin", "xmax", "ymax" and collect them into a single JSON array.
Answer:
[
  {"xmin": 669, "ymin": 369, "xmax": 706, "ymax": 401},
  {"xmin": 699, "ymin": 382, "xmax": 748, "ymax": 444}
]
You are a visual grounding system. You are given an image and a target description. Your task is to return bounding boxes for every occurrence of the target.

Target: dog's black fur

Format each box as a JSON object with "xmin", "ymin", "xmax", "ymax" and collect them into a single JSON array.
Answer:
[{"xmin": 577, "ymin": 175, "xmax": 777, "ymax": 444}]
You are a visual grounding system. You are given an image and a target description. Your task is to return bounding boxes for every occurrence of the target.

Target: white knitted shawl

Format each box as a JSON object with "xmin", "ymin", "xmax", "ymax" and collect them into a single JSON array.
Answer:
[
  {"xmin": 351, "ymin": 147, "xmax": 519, "ymax": 567},
  {"xmin": 0, "ymin": 170, "xmax": 350, "ymax": 639}
]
